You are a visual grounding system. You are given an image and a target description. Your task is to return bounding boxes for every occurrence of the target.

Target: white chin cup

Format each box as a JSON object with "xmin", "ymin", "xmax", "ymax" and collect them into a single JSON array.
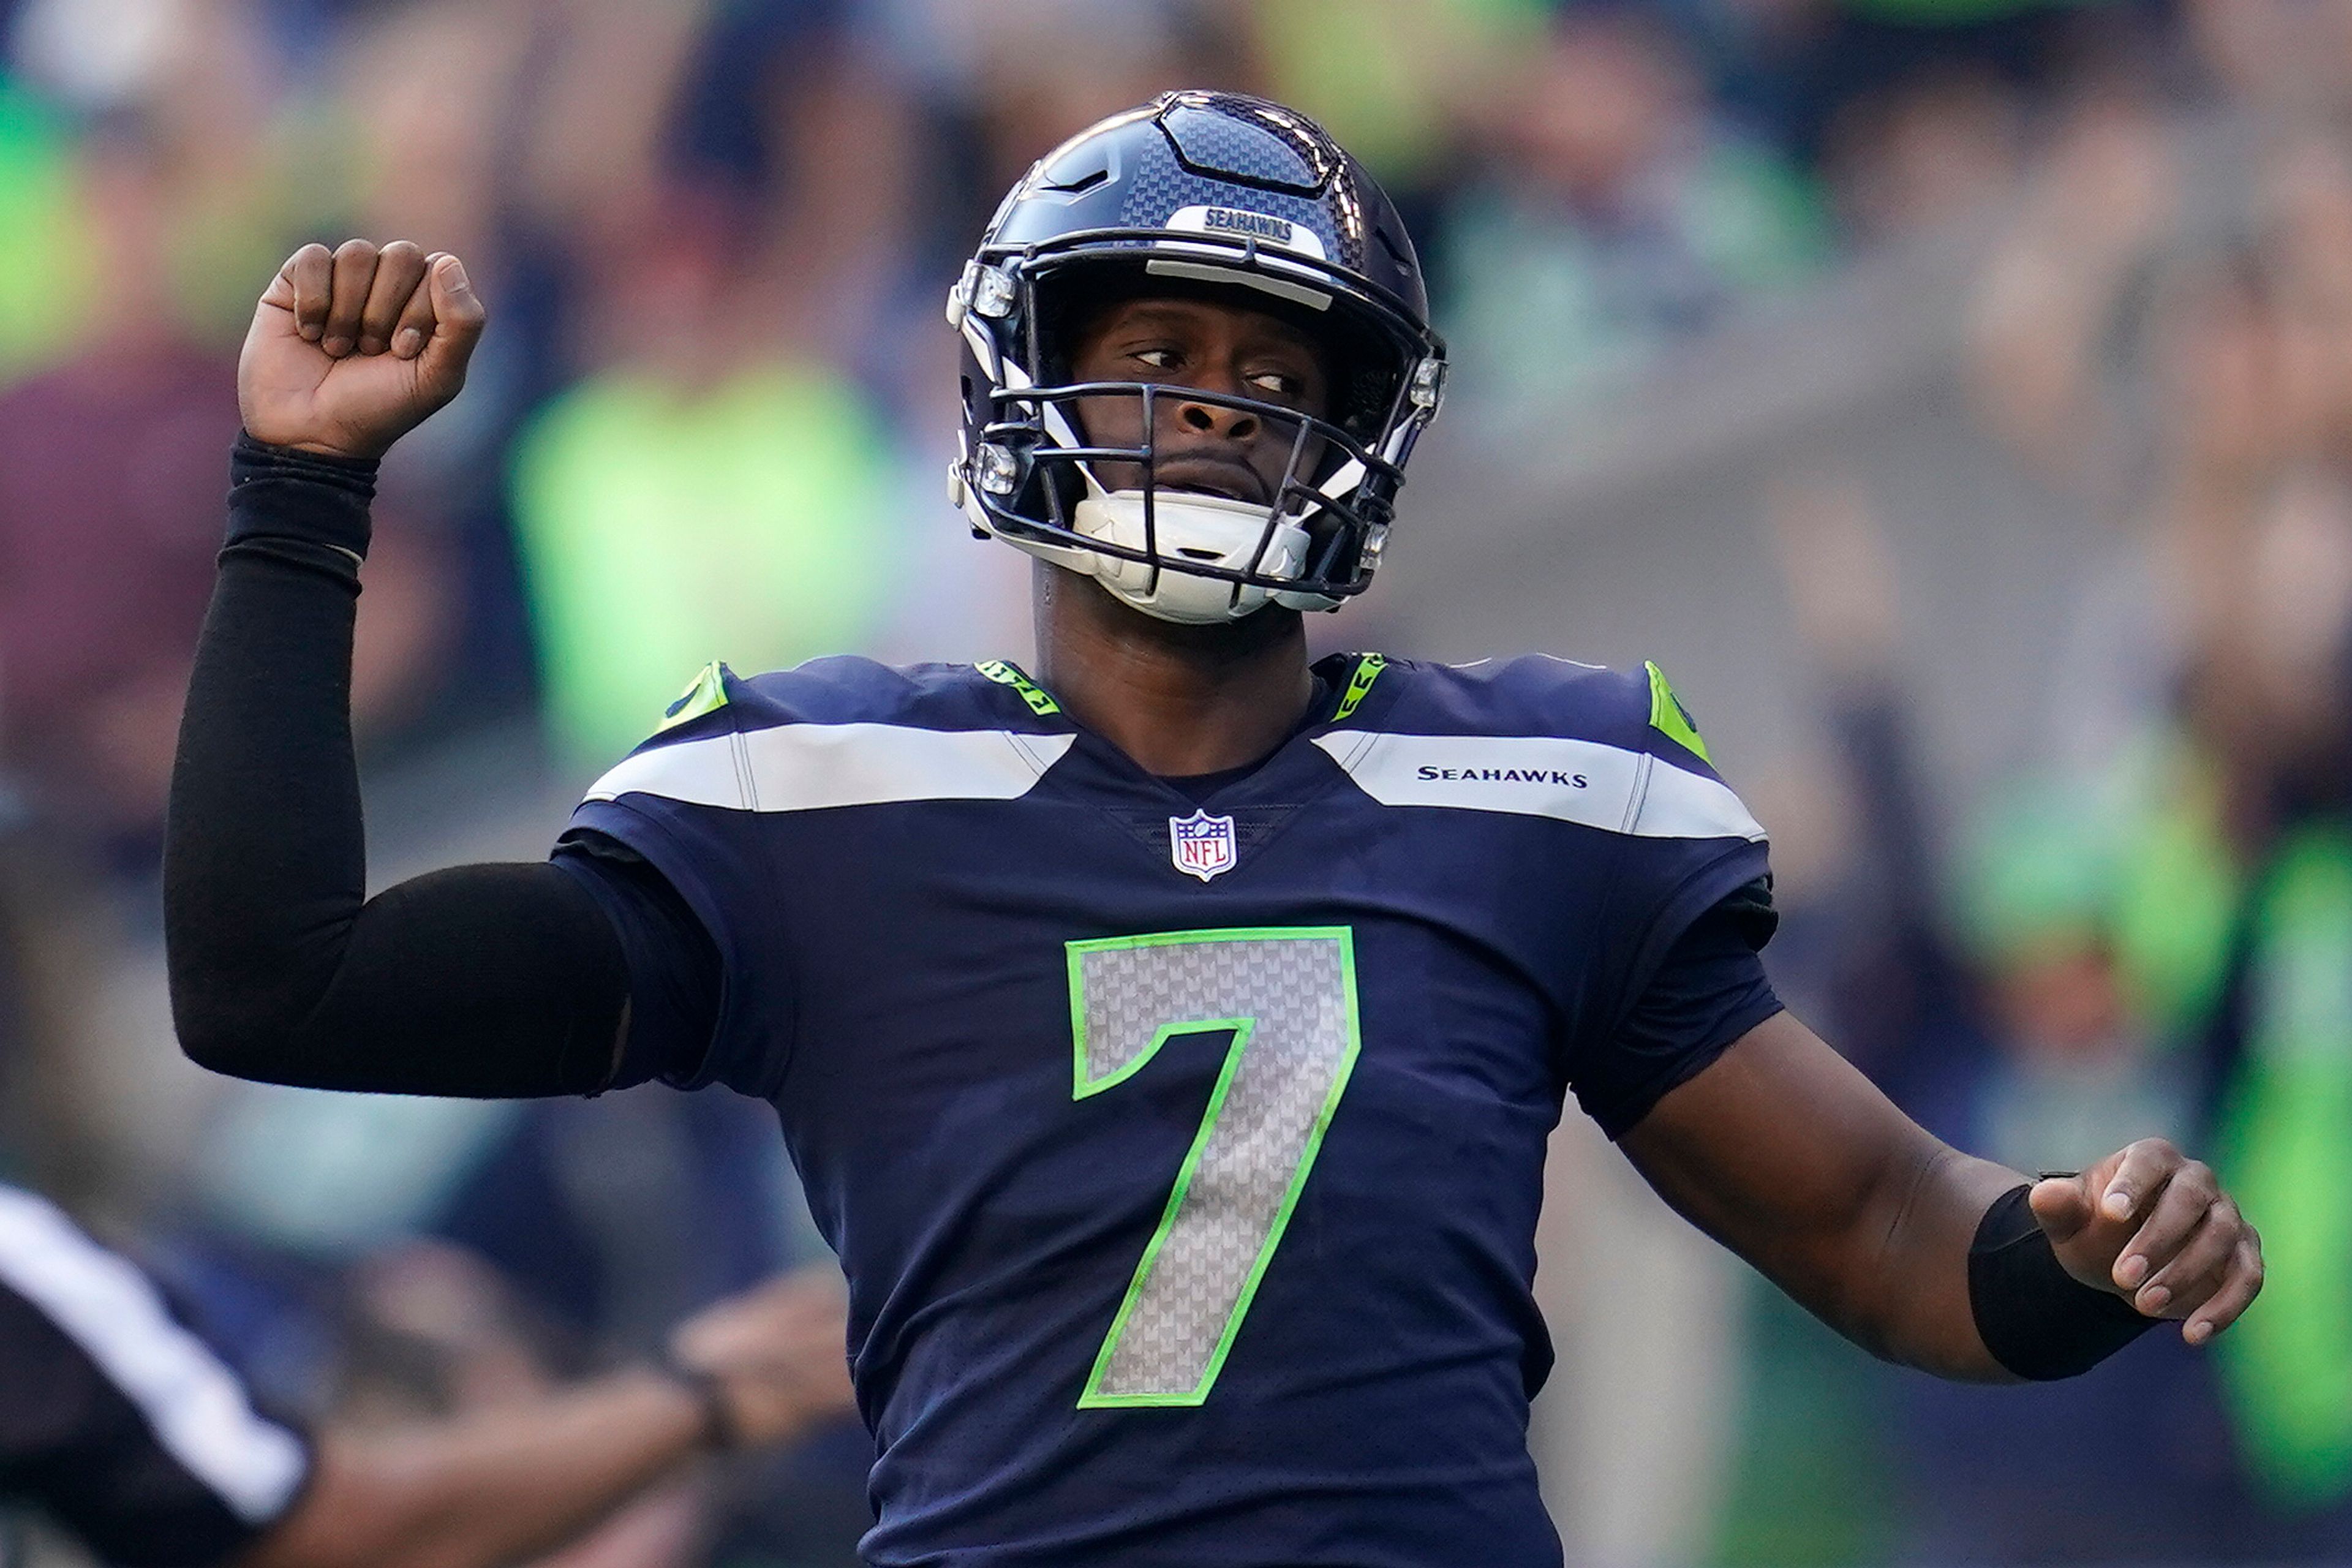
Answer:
[{"xmin": 1069, "ymin": 489, "xmax": 1337, "ymax": 624}]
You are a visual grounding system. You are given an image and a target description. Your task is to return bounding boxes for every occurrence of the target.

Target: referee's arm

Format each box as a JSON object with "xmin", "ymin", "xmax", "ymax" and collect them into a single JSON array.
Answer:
[{"xmin": 0, "ymin": 1185, "xmax": 848, "ymax": 1568}]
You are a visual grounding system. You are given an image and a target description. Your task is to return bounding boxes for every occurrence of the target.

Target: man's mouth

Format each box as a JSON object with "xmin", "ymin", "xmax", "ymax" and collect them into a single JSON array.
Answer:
[{"xmin": 1150, "ymin": 457, "xmax": 1270, "ymax": 506}]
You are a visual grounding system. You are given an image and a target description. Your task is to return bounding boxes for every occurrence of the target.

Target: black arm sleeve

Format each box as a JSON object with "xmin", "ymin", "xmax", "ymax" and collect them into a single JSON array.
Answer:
[{"xmin": 163, "ymin": 435, "xmax": 628, "ymax": 1096}]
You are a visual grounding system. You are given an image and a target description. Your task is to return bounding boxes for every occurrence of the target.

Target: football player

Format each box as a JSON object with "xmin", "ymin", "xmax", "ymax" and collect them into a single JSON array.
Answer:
[{"xmin": 168, "ymin": 93, "xmax": 2261, "ymax": 1566}]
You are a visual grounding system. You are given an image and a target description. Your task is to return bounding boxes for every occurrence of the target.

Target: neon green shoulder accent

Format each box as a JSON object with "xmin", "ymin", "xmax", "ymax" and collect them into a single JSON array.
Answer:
[
  {"xmin": 657, "ymin": 662, "xmax": 730, "ymax": 733},
  {"xmin": 976, "ymin": 659, "xmax": 1061, "ymax": 716},
  {"xmin": 1645, "ymin": 660, "xmax": 1712, "ymax": 764},
  {"xmin": 1332, "ymin": 653, "xmax": 1387, "ymax": 723}
]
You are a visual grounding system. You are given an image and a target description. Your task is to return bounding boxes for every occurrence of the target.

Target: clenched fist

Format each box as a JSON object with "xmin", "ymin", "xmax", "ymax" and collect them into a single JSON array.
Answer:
[
  {"xmin": 239, "ymin": 239, "xmax": 486, "ymax": 461},
  {"xmin": 2033, "ymin": 1138, "xmax": 2264, "ymax": 1344}
]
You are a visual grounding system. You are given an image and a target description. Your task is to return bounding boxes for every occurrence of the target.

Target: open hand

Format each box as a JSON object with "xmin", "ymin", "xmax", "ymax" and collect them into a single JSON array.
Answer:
[
  {"xmin": 668, "ymin": 1268, "xmax": 854, "ymax": 1447},
  {"xmin": 2032, "ymin": 1138, "xmax": 2263, "ymax": 1346},
  {"xmin": 238, "ymin": 239, "xmax": 486, "ymax": 460}
]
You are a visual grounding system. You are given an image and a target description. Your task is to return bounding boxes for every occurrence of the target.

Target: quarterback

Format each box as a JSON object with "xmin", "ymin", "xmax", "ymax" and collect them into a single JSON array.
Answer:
[{"xmin": 168, "ymin": 94, "xmax": 2261, "ymax": 1566}]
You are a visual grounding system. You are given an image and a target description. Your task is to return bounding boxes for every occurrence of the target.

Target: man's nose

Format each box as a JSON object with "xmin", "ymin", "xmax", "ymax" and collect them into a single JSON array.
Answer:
[{"xmin": 1171, "ymin": 392, "xmax": 1258, "ymax": 443}]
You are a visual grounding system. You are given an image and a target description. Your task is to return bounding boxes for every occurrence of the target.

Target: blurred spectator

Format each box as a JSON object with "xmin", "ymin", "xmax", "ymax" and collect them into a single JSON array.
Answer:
[
  {"xmin": 0, "ymin": 124, "xmax": 243, "ymax": 859},
  {"xmin": 677, "ymin": 6, "xmax": 927, "ymax": 401},
  {"xmin": 1824, "ymin": 58, "xmax": 2029, "ymax": 240},
  {"xmin": 1252, "ymin": 0, "xmax": 1536, "ymax": 223},
  {"xmin": 507, "ymin": 182, "xmax": 901, "ymax": 767},
  {"xmin": 12, "ymin": 0, "xmax": 298, "ymax": 336},
  {"xmin": 1439, "ymin": 7, "xmax": 1829, "ymax": 411},
  {"xmin": 0, "ymin": 76, "xmax": 94, "ymax": 383},
  {"xmin": 2185, "ymin": 0, "xmax": 2352, "ymax": 124},
  {"xmin": 1735, "ymin": 0, "xmax": 2160, "ymax": 211},
  {"xmin": 1766, "ymin": 471, "xmax": 2241, "ymax": 1564},
  {"xmin": 0, "ymin": 119, "xmax": 451, "ymax": 864},
  {"xmin": 883, "ymin": 0, "xmax": 1240, "ymax": 200},
  {"xmin": 1947, "ymin": 778, "xmax": 2198, "ymax": 1178}
]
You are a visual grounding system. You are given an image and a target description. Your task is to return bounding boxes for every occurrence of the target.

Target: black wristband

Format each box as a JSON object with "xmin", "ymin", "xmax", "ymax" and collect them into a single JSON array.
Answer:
[
  {"xmin": 654, "ymin": 1348, "xmax": 741, "ymax": 1452},
  {"xmin": 227, "ymin": 432, "xmax": 379, "ymax": 564},
  {"xmin": 1969, "ymin": 1183, "xmax": 2154, "ymax": 1380}
]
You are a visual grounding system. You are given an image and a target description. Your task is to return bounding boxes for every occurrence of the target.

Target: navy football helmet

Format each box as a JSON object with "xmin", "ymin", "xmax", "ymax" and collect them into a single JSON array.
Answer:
[{"xmin": 946, "ymin": 90, "xmax": 1447, "ymax": 624}]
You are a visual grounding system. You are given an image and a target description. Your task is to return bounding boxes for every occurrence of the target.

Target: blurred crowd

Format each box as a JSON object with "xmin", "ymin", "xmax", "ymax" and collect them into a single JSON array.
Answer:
[{"xmin": 6, "ymin": 0, "xmax": 2352, "ymax": 1563}]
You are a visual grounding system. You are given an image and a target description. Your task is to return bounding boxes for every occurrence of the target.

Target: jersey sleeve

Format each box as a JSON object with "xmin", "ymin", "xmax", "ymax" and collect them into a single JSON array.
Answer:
[
  {"xmin": 550, "ymin": 831, "xmax": 723, "ymax": 1090},
  {"xmin": 1567, "ymin": 663, "xmax": 1774, "ymax": 1134},
  {"xmin": 0, "ymin": 1188, "xmax": 311, "ymax": 1567},
  {"xmin": 1573, "ymin": 879, "xmax": 1783, "ymax": 1137},
  {"xmin": 556, "ymin": 667, "xmax": 794, "ymax": 1098}
]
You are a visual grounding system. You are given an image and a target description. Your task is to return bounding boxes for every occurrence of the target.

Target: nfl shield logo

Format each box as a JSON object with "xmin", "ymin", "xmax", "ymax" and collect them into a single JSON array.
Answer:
[{"xmin": 1168, "ymin": 809, "xmax": 1238, "ymax": 882}]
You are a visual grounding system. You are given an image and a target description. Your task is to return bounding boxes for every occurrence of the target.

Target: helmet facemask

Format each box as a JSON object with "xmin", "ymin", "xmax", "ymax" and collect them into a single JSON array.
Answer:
[{"xmin": 952, "ymin": 239, "xmax": 1443, "ymax": 625}]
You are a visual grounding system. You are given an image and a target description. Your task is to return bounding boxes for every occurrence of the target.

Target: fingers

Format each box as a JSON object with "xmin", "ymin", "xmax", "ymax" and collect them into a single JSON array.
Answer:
[
  {"xmin": 260, "ymin": 243, "xmax": 334, "ymax": 339},
  {"xmin": 391, "ymin": 258, "xmax": 440, "ymax": 360},
  {"xmin": 2183, "ymin": 1234, "xmax": 2265, "ymax": 1345},
  {"xmin": 2099, "ymin": 1137, "xmax": 2179, "ymax": 1223},
  {"xmin": 2130, "ymin": 1195, "xmax": 2239, "ymax": 1313},
  {"xmin": 357, "ymin": 240, "xmax": 428, "ymax": 356},
  {"xmin": 2113, "ymin": 1159, "xmax": 2220, "ymax": 1293},
  {"xmin": 261, "ymin": 239, "xmax": 456, "ymax": 363},
  {"xmin": 321, "ymin": 239, "xmax": 379, "ymax": 358},
  {"xmin": 2034, "ymin": 1137, "xmax": 2261, "ymax": 1346},
  {"xmin": 414, "ymin": 253, "xmax": 486, "ymax": 399}
]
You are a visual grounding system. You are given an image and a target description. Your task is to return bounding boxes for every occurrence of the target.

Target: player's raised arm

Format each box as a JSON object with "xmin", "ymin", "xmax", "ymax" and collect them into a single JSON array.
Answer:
[
  {"xmin": 1619, "ymin": 1010, "xmax": 2263, "ymax": 1381},
  {"xmin": 166, "ymin": 243, "xmax": 635, "ymax": 1095}
]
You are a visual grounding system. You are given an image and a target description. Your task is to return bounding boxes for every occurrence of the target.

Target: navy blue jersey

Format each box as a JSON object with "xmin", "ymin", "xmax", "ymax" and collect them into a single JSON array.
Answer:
[{"xmin": 558, "ymin": 652, "xmax": 1776, "ymax": 1567}]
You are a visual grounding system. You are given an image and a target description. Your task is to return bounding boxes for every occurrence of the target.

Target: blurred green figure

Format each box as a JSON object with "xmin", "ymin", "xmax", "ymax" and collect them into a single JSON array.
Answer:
[{"xmin": 510, "ymin": 360, "xmax": 897, "ymax": 767}]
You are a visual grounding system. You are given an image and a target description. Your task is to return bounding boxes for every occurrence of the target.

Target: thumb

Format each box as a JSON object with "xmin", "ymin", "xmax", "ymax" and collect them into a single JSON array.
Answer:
[
  {"xmin": 2029, "ymin": 1174, "xmax": 2095, "ymax": 1245},
  {"xmin": 416, "ymin": 254, "xmax": 486, "ymax": 402}
]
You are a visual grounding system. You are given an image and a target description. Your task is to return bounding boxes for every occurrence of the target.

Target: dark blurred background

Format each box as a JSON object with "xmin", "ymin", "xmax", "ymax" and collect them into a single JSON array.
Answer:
[{"xmin": 2, "ymin": 1, "xmax": 2350, "ymax": 1562}]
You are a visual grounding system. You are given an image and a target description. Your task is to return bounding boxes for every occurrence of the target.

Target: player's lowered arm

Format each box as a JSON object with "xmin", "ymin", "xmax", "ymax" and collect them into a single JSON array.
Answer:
[{"xmin": 1618, "ymin": 1011, "xmax": 2261, "ymax": 1381}]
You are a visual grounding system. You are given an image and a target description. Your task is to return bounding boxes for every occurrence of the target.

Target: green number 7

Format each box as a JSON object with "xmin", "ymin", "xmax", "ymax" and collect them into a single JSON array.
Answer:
[{"xmin": 1065, "ymin": 926, "xmax": 1362, "ymax": 1408}]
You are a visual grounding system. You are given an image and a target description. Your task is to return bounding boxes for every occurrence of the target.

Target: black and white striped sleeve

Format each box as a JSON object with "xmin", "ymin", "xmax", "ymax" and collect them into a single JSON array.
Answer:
[{"xmin": 0, "ymin": 1186, "xmax": 311, "ymax": 1567}]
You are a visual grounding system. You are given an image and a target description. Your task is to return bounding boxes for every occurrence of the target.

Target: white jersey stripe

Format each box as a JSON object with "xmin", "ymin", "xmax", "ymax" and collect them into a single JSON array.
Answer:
[
  {"xmin": 585, "ymin": 723, "xmax": 1077, "ymax": 813},
  {"xmin": 0, "ymin": 1187, "xmax": 306, "ymax": 1523},
  {"xmin": 1312, "ymin": 732, "xmax": 1765, "ymax": 842}
]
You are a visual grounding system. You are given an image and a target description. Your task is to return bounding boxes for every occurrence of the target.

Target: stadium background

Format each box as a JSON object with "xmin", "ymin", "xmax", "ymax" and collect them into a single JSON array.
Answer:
[{"xmin": 2, "ymin": 0, "xmax": 2348, "ymax": 1562}]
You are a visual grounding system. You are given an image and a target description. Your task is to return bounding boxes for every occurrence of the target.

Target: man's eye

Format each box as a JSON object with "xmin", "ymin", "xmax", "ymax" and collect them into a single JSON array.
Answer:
[
  {"xmin": 1249, "ymin": 371, "xmax": 1301, "ymax": 398},
  {"xmin": 1133, "ymin": 348, "xmax": 1178, "ymax": 371}
]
